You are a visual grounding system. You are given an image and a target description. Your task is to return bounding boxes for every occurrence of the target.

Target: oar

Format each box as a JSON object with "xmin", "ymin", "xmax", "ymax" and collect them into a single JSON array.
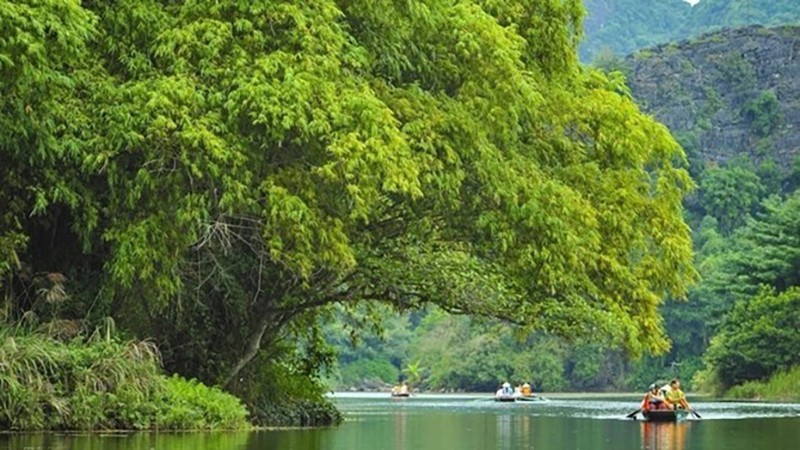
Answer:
[
  {"xmin": 626, "ymin": 408, "xmax": 642, "ymax": 419},
  {"xmin": 689, "ymin": 409, "xmax": 702, "ymax": 419}
]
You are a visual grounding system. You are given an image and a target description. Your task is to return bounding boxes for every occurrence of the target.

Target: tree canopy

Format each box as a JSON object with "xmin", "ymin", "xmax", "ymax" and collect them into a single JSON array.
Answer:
[
  {"xmin": 1, "ymin": 0, "xmax": 695, "ymax": 405},
  {"xmin": 702, "ymin": 287, "xmax": 800, "ymax": 390}
]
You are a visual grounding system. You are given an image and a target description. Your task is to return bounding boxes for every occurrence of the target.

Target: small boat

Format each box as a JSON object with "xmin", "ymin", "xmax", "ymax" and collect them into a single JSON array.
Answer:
[
  {"xmin": 642, "ymin": 409, "xmax": 690, "ymax": 422},
  {"xmin": 495, "ymin": 395, "xmax": 516, "ymax": 402},
  {"xmin": 391, "ymin": 392, "xmax": 411, "ymax": 398},
  {"xmin": 515, "ymin": 395, "xmax": 545, "ymax": 402}
]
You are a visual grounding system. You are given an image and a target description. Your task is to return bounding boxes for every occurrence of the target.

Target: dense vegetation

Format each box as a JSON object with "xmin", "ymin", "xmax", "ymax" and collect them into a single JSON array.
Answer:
[
  {"xmin": 331, "ymin": 25, "xmax": 800, "ymax": 396},
  {"xmin": 327, "ymin": 307, "xmax": 639, "ymax": 392},
  {"xmin": 581, "ymin": 0, "xmax": 800, "ymax": 61},
  {"xmin": 0, "ymin": 325, "xmax": 248, "ymax": 430},
  {"xmin": 0, "ymin": 0, "xmax": 697, "ymax": 427},
  {"xmin": 625, "ymin": 25, "xmax": 800, "ymax": 396},
  {"xmin": 725, "ymin": 366, "xmax": 800, "ymax": 402}
]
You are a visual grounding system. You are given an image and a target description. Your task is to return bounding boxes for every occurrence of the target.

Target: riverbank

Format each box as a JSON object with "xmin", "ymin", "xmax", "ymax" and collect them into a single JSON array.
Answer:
[
  {"xmin": 0, "ymin": 327, "xmax": 348, "ymax": 431},
  {"xmin": 724, "ymin": 367, "xmax": 800, "ymax": 402}
]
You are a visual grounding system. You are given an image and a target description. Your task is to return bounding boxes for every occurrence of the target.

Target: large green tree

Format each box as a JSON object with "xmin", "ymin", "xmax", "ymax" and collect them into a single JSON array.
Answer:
[
  {"xmin": 1, "ymin": 0, "xmax": 695, "ymax": 403},
  {"xmin": 702, "ymin": 287, "xmax": 800, "ymax": 389}
]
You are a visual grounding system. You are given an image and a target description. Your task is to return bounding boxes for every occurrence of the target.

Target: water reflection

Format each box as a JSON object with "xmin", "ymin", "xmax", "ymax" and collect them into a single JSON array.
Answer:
[
  {"xmin": 640, "ymin": 422, "xmax": 691, "ymax": 450},
  {"xmin": 518, "ymin": 414, "xmax": 532, "ymax": 449},
  {"xmin": 496, "ymin": 413, "xmax": 512, "ymax": 450},
  {"xmin": 4, "ymin": 397, "xmax": 800, "ymax": 450},
  {"xmin": 0, "ymin": 432, "xmax": 250, "ymax": 450},
  {"xmin": 394, "ymin": 407, "xmax": 407, "ymax": 449}
]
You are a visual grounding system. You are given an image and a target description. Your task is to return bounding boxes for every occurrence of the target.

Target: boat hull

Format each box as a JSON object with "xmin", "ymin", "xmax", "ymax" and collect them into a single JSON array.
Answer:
[
  {"xmin": 391, "ymin": 393, "xmax": 411, "ymax": 398},
  {"xmin": 642, "ymin": 409, "xmax": 689, "ymax": 422},
  {"xmin": 495, "ymin": 396, "xmax": 516, "ymax": 402},
  {"xmin": 515, "ymin": 395, "xmax": 543, "ymax": 402}
]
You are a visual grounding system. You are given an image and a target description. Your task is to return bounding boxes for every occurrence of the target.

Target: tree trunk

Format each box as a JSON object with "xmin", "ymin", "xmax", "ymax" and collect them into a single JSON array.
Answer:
[{"xmin": 223, "ymin": 312, "xmax": 273, "ymax": 388}]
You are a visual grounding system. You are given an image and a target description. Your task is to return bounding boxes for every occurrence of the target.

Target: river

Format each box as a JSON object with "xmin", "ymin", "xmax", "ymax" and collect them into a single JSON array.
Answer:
[{"xmin": 2, "ymin": 393, "xmax": 799, "ymax": 450}]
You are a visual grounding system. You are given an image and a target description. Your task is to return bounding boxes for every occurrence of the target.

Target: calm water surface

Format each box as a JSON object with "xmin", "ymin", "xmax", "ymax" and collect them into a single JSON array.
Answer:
[{"xmin": 2, "ymin": 393, "xmax": 799, "ymax": 450}]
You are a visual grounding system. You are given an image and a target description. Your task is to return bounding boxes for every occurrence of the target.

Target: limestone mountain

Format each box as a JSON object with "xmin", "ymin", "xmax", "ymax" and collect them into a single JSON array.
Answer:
[{"xmin": 626, "ymin": 25, "xmax": 800, "ymax": 180}]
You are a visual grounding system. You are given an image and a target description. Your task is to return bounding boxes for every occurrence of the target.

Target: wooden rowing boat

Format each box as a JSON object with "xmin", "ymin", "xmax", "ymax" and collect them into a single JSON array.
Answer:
[
  {"xmin": 391, "ymin": 392, "xmax": 411, "ymax": 398},
  {"xmin": 515, "ymin": 395, "xmax": 545, "ymax": 402},
  {"xmin": 642, "ymin": 409, "xmax": 689, "ymax": 422},
  {"xmin": 494, "ymin": 395, "xmax": 516, "ymax": 402}
]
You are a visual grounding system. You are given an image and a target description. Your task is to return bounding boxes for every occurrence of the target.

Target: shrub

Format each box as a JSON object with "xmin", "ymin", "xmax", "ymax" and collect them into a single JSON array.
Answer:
[
  {"xmin": 725, "ymin": 366, "xmax": 800, "ymax": 401},
  {"xmin": 0, "ymin": 327, "xmax": 248, "ymax": 431},
  {"xmin": 157, "ymin": 376, "xmax": 249, "ymax": 430},
  {"xmin": 235, "ymin": 357, "xmax": 342, "ymax": 427}
]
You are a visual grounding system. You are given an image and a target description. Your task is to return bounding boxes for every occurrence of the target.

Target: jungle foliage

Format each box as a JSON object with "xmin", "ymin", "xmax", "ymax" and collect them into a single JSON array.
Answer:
[
  {"xmin": 333, "ymin": 24, "xmax": 800, "ymax": 391},
  {"xmin": 327, "ymin": 307, "xmax": 634, "ymax": 392},
  {"xmin": 329, "ymin": 158, "xmax": 800, "ymax": 395},
  {"xmin": 0, "ymin": 325, "xmax": 248, "ymax": 431},
  {"xmin": 1, "ymin": 0, "xmax": 696, "ymax": 425}
]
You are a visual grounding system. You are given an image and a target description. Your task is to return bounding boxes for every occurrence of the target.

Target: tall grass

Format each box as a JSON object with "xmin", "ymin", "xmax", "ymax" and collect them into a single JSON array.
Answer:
[
  {"xmin": 0, "ymin": 326, "xmax": 249, "ymax": 431},
  {"xmin": 725, "ymin": 366, "xmax": 800, "ymax": 402}
]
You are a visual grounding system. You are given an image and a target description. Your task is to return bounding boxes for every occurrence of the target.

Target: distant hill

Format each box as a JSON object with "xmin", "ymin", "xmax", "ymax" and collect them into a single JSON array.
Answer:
[
  {"xmin": 582, "ymin": 0, "xmax": 800, "ymax": 61},
  {"xmin": 689, "ymin": 0, "xmax": 800, "ymax": 31},
  {"xmin": 582, "ymin": 0, "xmax": 690, "ymax": 61},
  {"xmin": 626, "ymin": 25, "xmax": 800, "ymax": 174}
]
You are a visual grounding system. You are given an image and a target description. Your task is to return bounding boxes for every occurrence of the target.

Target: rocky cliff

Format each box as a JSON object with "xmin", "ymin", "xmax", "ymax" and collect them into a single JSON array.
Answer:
[{"xmin": 626, "ymin": 26, "xmax": 800, "ymax": 173}]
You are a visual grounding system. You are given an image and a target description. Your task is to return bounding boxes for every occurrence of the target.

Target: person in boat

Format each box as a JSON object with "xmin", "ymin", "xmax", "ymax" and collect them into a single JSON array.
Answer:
[
  {"xmin": 496, "ymin": 382, "xmax": 514, "ymax": 397},
  {"xmin": 641, "ymin": 384, "xmax": 666, "ymax": 411},
  {"xmin": 664, "ymin": 379, "xmax": 691, "ymax": 410},
  {"xmin": 391, "ymin": 381, "xmax": 410, "ymax": 396},
  {"xmin": 521, "ymin": 382, "xmax": 532, "ymax": 397}
]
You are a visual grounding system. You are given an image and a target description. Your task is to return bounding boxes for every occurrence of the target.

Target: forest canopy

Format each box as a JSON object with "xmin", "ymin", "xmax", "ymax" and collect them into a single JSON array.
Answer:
[{"xmin": 1, "ymin": 0, "xmax": 694, "ymax": 413}]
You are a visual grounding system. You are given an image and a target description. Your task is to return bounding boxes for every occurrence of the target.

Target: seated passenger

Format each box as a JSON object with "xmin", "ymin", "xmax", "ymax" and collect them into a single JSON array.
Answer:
[
  {"xmin": 641, "ymin": 384, "xmax": 666, "ymax": 411},
  {"xmin": 664, "ymin": 379, "xmax": 690, "ymax": 410}
]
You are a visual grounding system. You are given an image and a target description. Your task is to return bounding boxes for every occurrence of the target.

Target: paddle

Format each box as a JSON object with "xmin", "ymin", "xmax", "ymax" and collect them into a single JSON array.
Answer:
[
  {"xmin": 626, "ymin": 408, "xmax": 642, "ymax": 420},
  {"xmin": 689, "ymin": 409, "xmax": 702, "ymax": 419}
]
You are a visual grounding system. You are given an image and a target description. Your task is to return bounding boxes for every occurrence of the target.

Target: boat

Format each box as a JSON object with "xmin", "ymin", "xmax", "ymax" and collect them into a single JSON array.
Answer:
[
  {"xmin": 495, "ymin": 395, "xmax": 516, "ymax": 402},
  {"xmin": 515, "ymin": 395, "xmax": 545, "ymax": 402},
  {"xmin": 391, "ymin": 392, "xmax": 411, "ymax": 398},
  {"xmin": 642, "ymin": 409, "xmax": 690, "ymax": 422}
]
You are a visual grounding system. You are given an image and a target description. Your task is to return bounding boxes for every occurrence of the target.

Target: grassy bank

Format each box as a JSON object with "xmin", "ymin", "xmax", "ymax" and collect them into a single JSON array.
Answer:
[
  {"xmin": 0, "ymin": 328, "xmax": 249, "ymax": 431},
  {"xmin": 724, "ymin": 367, "xmax": 800, "ymax": 402}
]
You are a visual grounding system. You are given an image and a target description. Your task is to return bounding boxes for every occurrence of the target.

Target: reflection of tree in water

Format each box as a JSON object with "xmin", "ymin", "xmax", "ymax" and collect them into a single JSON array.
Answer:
[
  {"xmin": 394, "ymin": 407, "xmax": 407, "ymax": 450},
  {"xmin": 641, "ymin": 422, "xmax": 691, "ymax": 450},
  {"xmin": 3, "ymin": 432, "xmax": 253, "ymax": 450},
  {"xmin": 496, "ymin": 414, "xmax": 513, "ymax": 450},
  {"xmin": 518, "ymin": 414, "xmax": 532, "ymax": 448}
]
